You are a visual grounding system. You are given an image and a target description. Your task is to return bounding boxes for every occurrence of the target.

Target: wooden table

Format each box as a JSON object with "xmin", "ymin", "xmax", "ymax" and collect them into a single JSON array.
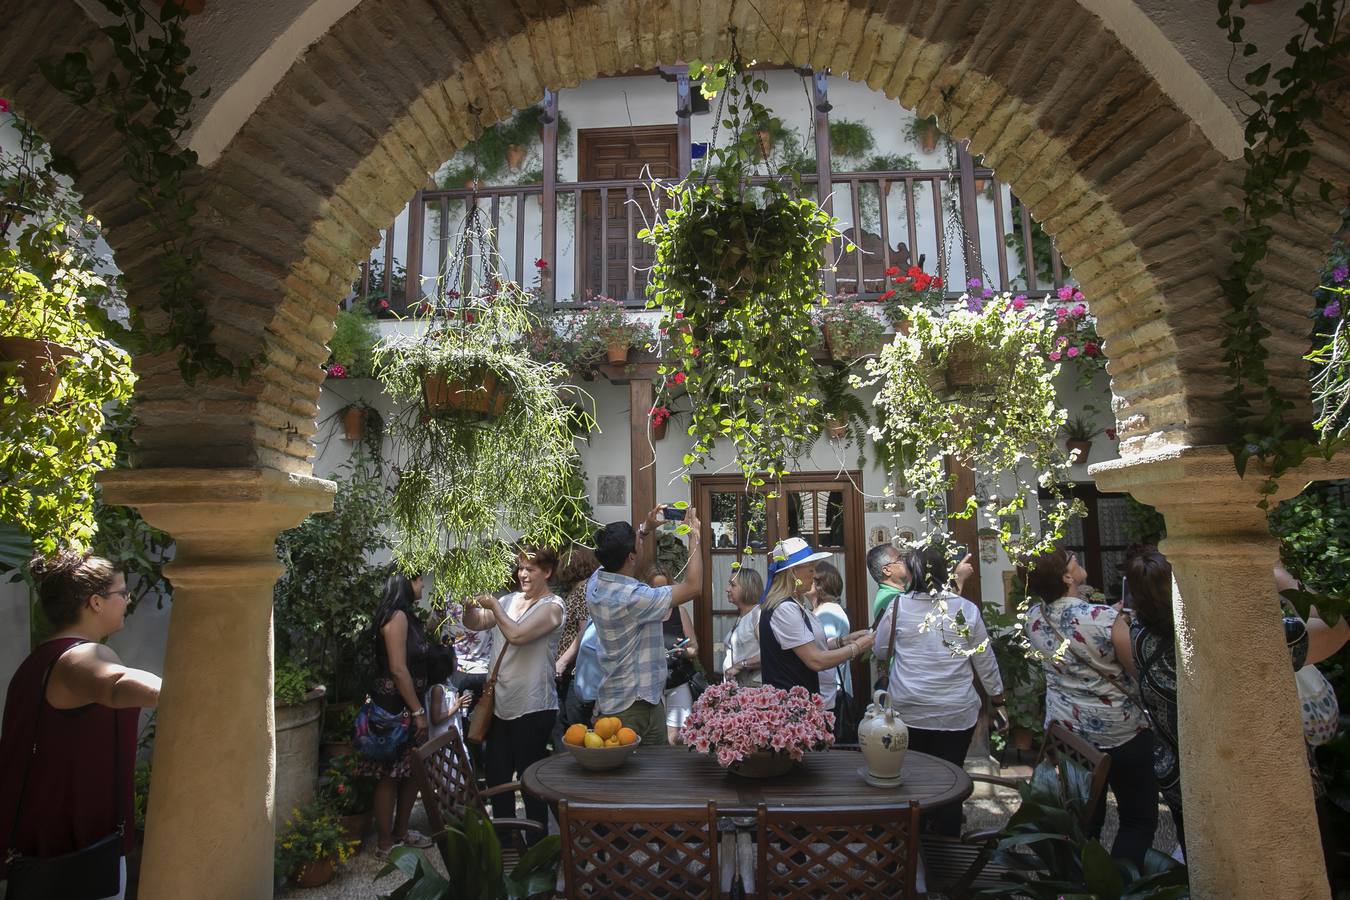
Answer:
[{"xmin": 521, "ymin": 747, "xmax": 972, "ymax": 816}]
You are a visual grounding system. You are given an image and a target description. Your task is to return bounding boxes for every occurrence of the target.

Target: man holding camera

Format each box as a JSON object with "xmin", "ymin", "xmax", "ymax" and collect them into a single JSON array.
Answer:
[{"xmin": 585, "ymin": 505, "xmax": 703, "ymax": 746}]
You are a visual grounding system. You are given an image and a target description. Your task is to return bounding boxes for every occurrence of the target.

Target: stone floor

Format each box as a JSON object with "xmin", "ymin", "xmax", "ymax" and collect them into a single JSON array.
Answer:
[{"xmin": 277, "ymin": 755, "xmax": 1181, "ymax": 899}]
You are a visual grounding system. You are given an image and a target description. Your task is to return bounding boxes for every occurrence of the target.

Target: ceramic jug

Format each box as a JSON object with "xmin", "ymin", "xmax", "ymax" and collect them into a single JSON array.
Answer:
[{"xmin": 857, "ymin": 689, "xmax": 909, "ymax": 787}]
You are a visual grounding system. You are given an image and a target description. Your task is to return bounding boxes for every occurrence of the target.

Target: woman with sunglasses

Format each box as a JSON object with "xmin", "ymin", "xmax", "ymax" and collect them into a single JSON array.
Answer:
[
  {"xmin": 0, "ymin": 552, "xmax": 162, "ymax": 900},
  {"xmin": 1021, "ymin": 547, "xmax": 1156, "ymax": 867}
]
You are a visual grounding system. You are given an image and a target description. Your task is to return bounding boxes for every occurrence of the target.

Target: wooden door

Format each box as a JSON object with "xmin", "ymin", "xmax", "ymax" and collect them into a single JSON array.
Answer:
[
  {"xmin": 579, "ymin": 126, "xmax": 678, "ymax": 302},
  {"xmin": 692, "ymin": 473, "xmax": 867, "ymax": 690}
]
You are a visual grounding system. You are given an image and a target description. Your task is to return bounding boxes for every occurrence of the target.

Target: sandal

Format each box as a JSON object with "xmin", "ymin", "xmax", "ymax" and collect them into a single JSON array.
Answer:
[
  {"xmin": 373, "ymin": 845, "xmax": 394, "ymax": 862},
  {"xmin": 396, "ymin": 829, "xmax": 434, "ymax": 849}
]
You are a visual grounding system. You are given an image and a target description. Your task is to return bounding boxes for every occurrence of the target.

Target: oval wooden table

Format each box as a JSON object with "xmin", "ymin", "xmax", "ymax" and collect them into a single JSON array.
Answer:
[{"xmin": 521, "ymin": 746, "xmax": 972, "ymax": 816}]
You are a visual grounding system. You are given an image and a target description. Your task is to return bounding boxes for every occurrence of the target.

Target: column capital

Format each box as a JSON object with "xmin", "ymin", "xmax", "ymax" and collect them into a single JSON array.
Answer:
[{"xmin": 98, "ymin": 467, "xmax": 335, "ymax": 561}]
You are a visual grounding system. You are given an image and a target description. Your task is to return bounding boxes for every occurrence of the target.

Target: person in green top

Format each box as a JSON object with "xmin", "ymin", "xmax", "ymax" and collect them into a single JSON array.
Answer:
[{"xmin": 866, "ymin": 543, "xmax": 910, "ymax": 625}]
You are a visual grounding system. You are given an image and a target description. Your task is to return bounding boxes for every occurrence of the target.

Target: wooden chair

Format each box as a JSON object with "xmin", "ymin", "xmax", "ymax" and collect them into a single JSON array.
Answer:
[
  {"xmin": 919, "ymin": 722, "xmax": 1112, "ymax": 898},
  {"xmin": 557, "ymin": 801, "xmax": 720, "ymax": 899},
  {"xmin": 409, "ymin": 727, "xmax": 546, "ymax": 871},
  {"xmin": 754, "ymin": 803, "xmax": 921, "ymax": 900}
]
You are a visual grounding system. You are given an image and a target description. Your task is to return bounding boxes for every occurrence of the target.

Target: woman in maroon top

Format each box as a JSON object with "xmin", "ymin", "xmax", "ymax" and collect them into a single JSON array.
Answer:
[{"xmin": 0, "ymin": 552, "xmax": 161, "ymax": 898}]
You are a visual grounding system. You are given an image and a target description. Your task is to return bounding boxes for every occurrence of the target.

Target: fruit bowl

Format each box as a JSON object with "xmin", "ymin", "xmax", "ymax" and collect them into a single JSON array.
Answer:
[{"xmin": 563, "ymin": 735, "xmax": 642, "ymax": 772}]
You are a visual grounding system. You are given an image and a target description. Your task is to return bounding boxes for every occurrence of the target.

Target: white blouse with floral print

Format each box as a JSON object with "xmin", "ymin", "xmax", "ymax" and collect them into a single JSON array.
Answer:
[{"xmin": 1025, "ymin": 596, "xmax": 1147, "ymax": 749}]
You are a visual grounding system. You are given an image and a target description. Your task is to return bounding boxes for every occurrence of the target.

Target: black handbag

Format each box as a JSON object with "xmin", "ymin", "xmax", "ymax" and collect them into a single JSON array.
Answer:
[
  {"xmin": 5, "ymin": 653, "xmax": 124, "ymax": 900},
  {"xmin": 832, "ymin": 667, "xmax": 861, "ymax": 744}
]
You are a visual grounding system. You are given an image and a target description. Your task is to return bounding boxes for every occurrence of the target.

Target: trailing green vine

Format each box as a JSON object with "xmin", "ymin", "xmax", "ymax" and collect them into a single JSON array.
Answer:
[
  {"xmin": 40, "ymin": 0, "xmax": 244, "ymax": 384},
  {"xmin": 644, "ymin": 52, "xmax": 846, "ymax": 488},
  {"xmin": 1217, "ymin": 0, "xmax": 1350, "ymax": 502}
]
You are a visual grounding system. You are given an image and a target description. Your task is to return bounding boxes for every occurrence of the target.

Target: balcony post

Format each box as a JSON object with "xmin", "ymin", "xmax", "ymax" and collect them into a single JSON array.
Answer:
[
  {"xmin": 811, "ymin": 69, "xmax": 836, "ymax": 297},
  {"xmin": 676, "ymin": 70, "xmax": 693, "ymax": 179},
  {"xmin": 403, "ymin": 188, "xmax": 424, "ymax": 311},
  {"xmin": 956, "ymin": 140, "xmax": 982, "ymax": 287},
  {"xmin": 540, "ymin": 90, "xmax": 559, "ymax": 306}
]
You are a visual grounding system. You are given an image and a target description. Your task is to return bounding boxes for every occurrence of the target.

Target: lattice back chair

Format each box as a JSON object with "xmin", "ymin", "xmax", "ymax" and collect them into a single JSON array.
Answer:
[
  {"xmin": 409, "ymin": 727, "xmax": 546, "ymax": 870},
  {"xmin": 920, "ymin": 722, "xmax": 1111, "ymax": 898},
  {"xmin": 557, "ymin": 801, "xmax": 721, "ymax": 900},
  {"xmin": 755, "ymin": 803, "xmax": 921, "ymax": 900}
]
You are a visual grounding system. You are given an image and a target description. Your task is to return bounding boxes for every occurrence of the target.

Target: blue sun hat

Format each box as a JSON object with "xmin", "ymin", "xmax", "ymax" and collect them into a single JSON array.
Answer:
[{"xmin": 759, "ymin": 537, "xmax": 833, "ymax": 603}]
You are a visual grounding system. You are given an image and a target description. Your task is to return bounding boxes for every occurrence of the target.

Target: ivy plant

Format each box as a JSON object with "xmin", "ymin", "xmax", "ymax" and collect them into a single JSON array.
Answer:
[
  {"xmin": 865, "ymin": 293, "xmax": 1084, "ymax": 561},
  {"xmin": 39, "ymin": 0, "xmax": 241, "ymax": 384},
  {"xmin": 644, "ymin": 55, "xmax": 847, "ymax": 488},
  {"xmin": 1215, "ymin": 0, "xmax": 1350, "ymax": 500},
  {"xmin": 376, "ymin": 214, "xmax": 596, "ymax": 603},
  {"xmin": 0, "ymin": 109, "xmax": 136, "ymax": 556}
]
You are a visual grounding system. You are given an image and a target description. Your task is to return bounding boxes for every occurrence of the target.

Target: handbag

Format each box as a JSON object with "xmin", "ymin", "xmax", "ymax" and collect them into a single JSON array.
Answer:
[
  {"xmin": 5, "ymin": 652, "xmax": 124, "ymax": 900},
  {"xmin": 466, "ymin": 642, "xmax": 510, "ymax": 745},
  {"xmin": 352, "ymin": 701, "xmax": 410, "ymax": 764},
  {"xmin": 1296, "ymin": 665, "xmax": 1340, "ymax": 747},
  {"xmin": 832, "ymin": 664, "xmax": 861, "ymax": 744}
]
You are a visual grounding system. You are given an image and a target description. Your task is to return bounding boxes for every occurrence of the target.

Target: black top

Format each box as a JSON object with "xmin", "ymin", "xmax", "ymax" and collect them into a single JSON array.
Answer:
[
  {"xmin": 758, "ymin": 601, "xmax": 821, "ymax": 696},
  {"xmin": 663, "ymin": 612, "xmax": 695, "ymax": 690},
  {"xmin": 372, "ymin": 607, "xmax": 433, "ymax": 714}
]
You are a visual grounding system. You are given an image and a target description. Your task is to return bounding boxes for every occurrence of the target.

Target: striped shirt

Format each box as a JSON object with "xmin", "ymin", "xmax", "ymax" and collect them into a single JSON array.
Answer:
[{"xmin": 585, "ymin": 569, "xmax": 673, "ymax": 715}]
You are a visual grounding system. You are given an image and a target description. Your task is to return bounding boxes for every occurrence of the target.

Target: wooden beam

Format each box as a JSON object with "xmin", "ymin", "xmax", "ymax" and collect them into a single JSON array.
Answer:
[
  {"xmin": 540, "ymin": 90, "xmax": 559, "ymax": 306},
  {"xmin": 811, "ymin": 71, "xmax": 836, "ymax": 298},
  {"xmin": 630, "ymin": 378, "xmax": 656, "ymax": 527},
  {"xmin": 945, "ymin": 456, "xmax": 982, "ymax": 604}
]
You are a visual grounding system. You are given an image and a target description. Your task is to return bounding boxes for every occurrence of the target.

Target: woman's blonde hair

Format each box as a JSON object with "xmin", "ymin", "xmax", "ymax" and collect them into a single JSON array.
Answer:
[{"xmin": 762, "ymin": 565, "xmax": 810, "ymax": 612}]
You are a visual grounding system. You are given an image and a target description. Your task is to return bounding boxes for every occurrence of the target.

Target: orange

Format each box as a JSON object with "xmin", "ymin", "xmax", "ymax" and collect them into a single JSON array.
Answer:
[
  {"xmin": 563, "ymin": 723, "xmax": 587, "ymax": 747},
  {"xmin": 593, "ymin": 716, "xmax": 621, "ymax": 740},
  {"xmin": 604, "ymin": 735, "xmax": 621, "ymax": 747},
  {"xmin": 617, "ymin": 727, "xmax": 638, "ymax": 746}
]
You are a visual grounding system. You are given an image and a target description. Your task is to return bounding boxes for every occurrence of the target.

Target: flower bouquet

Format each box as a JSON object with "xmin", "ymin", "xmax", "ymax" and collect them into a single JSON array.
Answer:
[{"xmin": 679, "ymin": 682, "xmax": 834, "ymax": 777}]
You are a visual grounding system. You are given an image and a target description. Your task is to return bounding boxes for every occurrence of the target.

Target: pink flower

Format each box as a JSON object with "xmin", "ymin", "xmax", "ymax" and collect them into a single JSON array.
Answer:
[
  {"xmin": 1049, "ymin": 350, "xmax": 1062, "ymax": 361},
  {"xmin": 1066, "ymin": 346, "xmax": 1080, "ymax": 358},
  {"xmin": 674, "ymin": 312, "xmax": 685, "ymax": 320},
  {"xmin": 1057, "ymin": 286, "xmax": 1074, "ymax": 301},
  {"xmin": 0, "ymin": 99, "xmax": 9, "ymax": 114},
  {"xmin": 1105, "ymin": 427, "xmax": 1118, "ymax": 440},
  {"xmin": 326, "ymin": 363, "xmax": 347, "ymax": 378},
  {"xmin": 690, "ymin": 347, "xmax": 701, "ymax": 356},
  {"xmin": 1071, "ymin": 303, "xmax": 1086, "ymax": 318},
  {"xmin": 673, "ymin": 371, "xmax": 686, "ymax": 385},
  {"xmin": 1011, "ymin": 297, "xmax": 1026, "ymax": 311},
  {"xmin": 1072, "ymin": 290, "xmax": 1085, "ymax": 302},
  {"xmin": 1084, "ymin": 342, "xmax": 1099, "ymax": 356},
  {"xmin": 378, "ymin": 299, "xmax": 390, "ymax": 310},
  {"xmin": 1055, "ymin": 307, "xmax": 1068, "ymax": 319}
]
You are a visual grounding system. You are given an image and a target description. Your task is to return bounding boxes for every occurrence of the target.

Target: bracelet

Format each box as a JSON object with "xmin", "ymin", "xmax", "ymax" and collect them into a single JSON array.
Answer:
[
  {"xmin": 847, "ymin": 643, "xmax": 857, "ymax": 660},
  {"xmin": 410, "ymin": 708, "xmax": 426, "ymax": 718}
]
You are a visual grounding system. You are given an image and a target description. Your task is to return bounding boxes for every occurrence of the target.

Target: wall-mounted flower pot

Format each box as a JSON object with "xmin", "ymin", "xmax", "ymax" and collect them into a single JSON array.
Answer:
[
  {"xmin": 825, "ymin": 419, "xmax": 848, "ymax": 440},
  {"xmin": 1066, "ymin": 439, "xmax": 1093, "ymax": 462},
  {"xmin": 917, "ymin": 125, "xmax": 940, "ymax": 154},
  {"xmin": 0, "ymin": 337, "xmax": 76, "ymax": 406},
  {"xmin": 651, "ymin": 417, "xmax": 669, "ymax": 441},
  {"xmin": 341, "ymin": 406, "xmax": 367, "ymax": 441},
  {"xmin": 423, "ymin": 368, "xmax": 513, "ymax": 420},
  {"xmin": 505, "ymin": 144, "xmax": 526, "ymax": 170},
  {"xmin": 606, "ymin": 343, "xmax": 630, "ymax": 365}
]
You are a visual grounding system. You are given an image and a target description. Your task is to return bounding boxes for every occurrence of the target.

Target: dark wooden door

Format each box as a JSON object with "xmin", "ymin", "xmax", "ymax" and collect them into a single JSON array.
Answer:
[{"xmin": 579, "ymin": 126, "xmax": 678, "ymax": 302}]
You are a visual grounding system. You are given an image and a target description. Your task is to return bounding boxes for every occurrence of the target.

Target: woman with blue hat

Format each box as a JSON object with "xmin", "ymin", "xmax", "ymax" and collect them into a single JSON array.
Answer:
[{"xmin": 758, "ymin": 538, "xmax": 874, "ymax": 712}]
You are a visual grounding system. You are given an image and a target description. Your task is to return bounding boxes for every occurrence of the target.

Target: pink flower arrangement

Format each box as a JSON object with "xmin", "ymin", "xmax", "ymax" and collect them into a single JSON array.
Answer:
[
  {"xmin": 679, "ymin": 682, "xmax": 835, "ymax": 767},
  {"xmin": 326, "ymin": 363, "xmax": 347, "ymax": 378}
]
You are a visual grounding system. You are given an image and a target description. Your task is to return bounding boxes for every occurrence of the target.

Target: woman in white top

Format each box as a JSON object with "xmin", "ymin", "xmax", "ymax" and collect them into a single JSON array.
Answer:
[
  {"xmin": 464, "ymin": 546, "xmax": 564, "ymax": 837},
  {"xmin": 806, "ymin": 562, "xmax": 853, "ymax": 698},
  {"xmin": 722, "ymin": 568, "xmax": 764, "ymax": 686},
  {"xmin": 873, "ymin": 545, "xmax": 1003, "ymax": 835}
]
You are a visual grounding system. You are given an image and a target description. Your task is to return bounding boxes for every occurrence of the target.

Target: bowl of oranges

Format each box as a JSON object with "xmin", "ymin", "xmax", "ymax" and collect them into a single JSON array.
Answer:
[{"xmin": 561, "ymin": 717, "xmax": 641, "ymax": 771}]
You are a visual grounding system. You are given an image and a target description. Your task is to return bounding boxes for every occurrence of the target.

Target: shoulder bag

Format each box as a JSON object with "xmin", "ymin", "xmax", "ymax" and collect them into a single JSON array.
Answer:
[
  {"xmin": 466, "ymin": 640, "xmax": 510, "ymax": 745},
  {"xmin": 1296, "ymin": 665, "xmax": 1339, "ymax": 747},
  {"xmin": 352, "ymin": 700, "xmax": 410, "ymax": 764},
  {"xmin": 872, "ymin": 590, "xmax": 905, "ymax": 694},
  {"xmin": 5, "ymin": 652, "xmax": 124, "ymax": 900}
]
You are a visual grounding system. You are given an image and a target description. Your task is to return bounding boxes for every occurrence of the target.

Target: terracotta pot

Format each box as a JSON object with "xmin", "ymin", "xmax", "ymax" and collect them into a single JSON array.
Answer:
[
  {"xmin": 891, "ymin": 319, "xmax": 912, "ymax": 336},
  {"xmin": 757, "ymin": 129, "xmax": 773, "ymax": 159},
  {"xmin": 341, "ymin": 406, "xmax": 366, "ymax": 441},
  {"xmin": 1066, "ymin": 439, "xmax": 1093, "ymax": 463},
  {"xmin": 820, "ymin": 324, "xmax": 834, "ymax": 354},
  {"xmin": 919, "ymin": 127, "xmax": 940, "ymax": 154},
  {"xmin": 0, "ymin": 337, "xmax": 76, "ymax": 405},
  {"xmin": 1011, "ymin": 726, "xmax": 1036, "ymax": 751},
  {"xmin": 505, "ymin": 144, "xmax": 526, "ymax": 170},
  {"xmin": 725, "ymin": 749, "xmax": 797, "ymax": 779},
  {"xmin": 422, "ymin": 368, "xmax": 513, "ymax": 419},
  {"xmin": 319, "ymin": 740, "xmax": 354, "ymax": 766},
  {"xmin": 651, "ymin": 417, "xmax": 669, "ymax": 441},
  {"xmin": 825, "ymin": 419, "xmax": 848, "ymax": 440},
  {"xmin": 974, "ymin": 178, "xmax": 989, "ymax": 193},
  {"xmin": 292, "ymin": 857, "xmax": 336, "ymax": 889},
  {"xmin": 606, "ymin": 343, "xmax": 629, "ymax": 365},
  {"xmin": 340, "ymin": 811, "xmax": 373, "ymax": 852}
]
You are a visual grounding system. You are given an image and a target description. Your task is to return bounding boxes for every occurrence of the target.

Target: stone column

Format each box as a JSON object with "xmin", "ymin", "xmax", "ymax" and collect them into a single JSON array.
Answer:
[
  {"xmin": 1092, "ymin": 446, "xmax": 1348, "ymax": 900},
  {"xmin": 99, "ymin": 468, "xmax": 334, "ymax": 900}
]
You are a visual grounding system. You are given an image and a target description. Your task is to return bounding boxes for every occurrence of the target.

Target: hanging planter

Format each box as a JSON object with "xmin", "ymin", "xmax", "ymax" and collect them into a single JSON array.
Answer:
[
  {"xmin": 421, "ymin": 366, "xmax": 514, "ymax": 420},
  {"xmin": 923, "ymin": 338, "xmax": 1000, "ymax": 396},
  {"xmin": 606, "ymin": 343, "xmax": 629, "ymax": 365},
  {"xmin": 340, "ymin": 405, "xmax": 367, "ymax": 440},
  {"xmin": 652, "ymin": 415, "xmax": 670, "ymax": 441},
  {"xmin": 817, "ymin": 302, "xmax": 886, "ymax": 363},
  {"xmin": 505, "ymin": 144, "xmax": 526, "ymax": 170},
  {"xmin": 825, "ymin": 418, "xmax": 848, "ymax": 440},
  {"xmin": 0, "ymin": 336, "xmax": 76, "ymax": 405},
  {"xmin": 1066, "ymin": 439, "xmax": 1093, "ymax": 462}
]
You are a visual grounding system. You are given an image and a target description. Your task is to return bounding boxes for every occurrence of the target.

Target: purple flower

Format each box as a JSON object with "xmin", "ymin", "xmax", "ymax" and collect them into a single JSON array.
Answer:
[
  {"xmin": 1324, "ymin": 300, "xmax": 1342, "ymax": 318},
  {"xmin": 1332, "ymin": 265, "xmax": 1348, "ymax": 284},
  {"xmin": 967, "ymin": 278, "xmax": 982, "ymax": 289},
  {"xmin": 982, "ymin": 288, "xmax": 993, "ymax": 299},
  {"xmin": 966, "ymin": 297, "xmax": 985, "ymax": 313}
]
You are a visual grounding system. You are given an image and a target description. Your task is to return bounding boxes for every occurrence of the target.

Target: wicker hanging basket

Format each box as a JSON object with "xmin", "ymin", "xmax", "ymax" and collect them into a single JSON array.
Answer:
[
  {"xmin": 422, "ymin": 367, "xmax": 513, "ymax": 420},
  {"xmin": 924, "ymin": 339, "xmax": 999, "ymax": 396}
]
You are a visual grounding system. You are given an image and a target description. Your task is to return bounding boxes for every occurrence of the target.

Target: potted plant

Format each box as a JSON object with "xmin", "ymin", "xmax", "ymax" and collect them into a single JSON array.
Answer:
[
  {"xmin": 813, "ymin": 363, "xmax": 873, "ymax": 469},
  {"xmin": 816, "ymin": 300, "xmax": 886, "ymax": 361},
  {"xmin": 827, "ymin": 119, "xmax": 876, "ymax": 168},
  {"xmin": 275, "ymin": 660, "xmax": 327, "ymax": 825},
  {"xmin": 879, "ymin": 264, "xmax": 943, "ymax": 331},
  {"xmin": 321, "ymin": 754, "xmax": 376, "ymax": 851},
  {"xmin": 575, "ymin": 296, "xmax": 653, "ymax": 365},
  {"xmin": 864, "ymin": 293, "xmax": 1085, "ymax": 562},
  {"xmin": 520, "ymin": 310, "xmax": 605, "ymax": 378},
  {"xmin": 905, "ymin": 114, "xmax": 944, "ymax": 154},
  {"xmin": 375, "ymin": 210, "xmax": 596, "ymax": 603},
  {"xmin": 275, "ymin": 800, "xmax": 358, "ymax": 889},
  {"xmin": 680, "ymin": 681, "xmax": 835, "ymax": 777},
  {"xmin": 319, "ymin": 702, "xmax": 360, "ymax": 763},
  {"xmin": 339, "ymin": 401, "xmax": 378, "ymax": 441},
  {"xmin": 378, "ymin": 809, "xmax": 561, "ymax": 899},
  {"xmin": 1044, "ymin": 287, "xmax": 1107, "ymax": 390},
  {"xmin": 327, "ymin": 307, "xmax": 380, "ymax": 379},
  {"xmin": 1061, "ymin": 415, "xmax": 1102, "ymax": 463},
  {"xmin": 643, "ymin": 59, "xmax": 844, "ymax": 484}
]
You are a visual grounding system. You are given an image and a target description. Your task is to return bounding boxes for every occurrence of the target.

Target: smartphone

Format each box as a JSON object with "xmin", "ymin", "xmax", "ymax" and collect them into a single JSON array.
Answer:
[
  {"xmin": 952, "ymin": 546, "xmax": 970, "ymax": 565},
  {"xmin": 662, "ymin": 505, "xmax": 687, "ymax": 521}
]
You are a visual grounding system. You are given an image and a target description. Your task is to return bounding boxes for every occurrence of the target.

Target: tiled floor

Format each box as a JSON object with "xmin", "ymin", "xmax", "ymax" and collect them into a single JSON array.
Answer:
[{"xmin": 278, "ymin": 755, "xmax": 1181, "ymax": 898}]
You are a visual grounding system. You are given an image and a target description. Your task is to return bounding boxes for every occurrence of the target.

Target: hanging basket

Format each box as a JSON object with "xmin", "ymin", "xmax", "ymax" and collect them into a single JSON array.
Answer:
[
  {"xmin": 652, "ymin": 417, "xmax": 669, "ymax": 441},
  {"xmin": 0, "ymin": 337, "xmax": 77, "ymax": 406},
  {"xmin": 925, "ymin": 339, "xmax": 998, "ymax": 396},
  {"xmin": 825, "ymin": 419, "xmax": 848, "ymax": 440},
  {"xmin": 422, "ymin": 368, "xmax": 513, "ymax": 420}
]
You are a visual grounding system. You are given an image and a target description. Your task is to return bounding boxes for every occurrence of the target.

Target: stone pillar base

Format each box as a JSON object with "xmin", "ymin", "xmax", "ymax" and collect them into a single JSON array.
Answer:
[
  {"xmin": 99, "ymin": 468, "xmax": 334, "ymax": 900},
  {"xmin": 1092, "ymin": 446, "xmax": 1349, "ymax": 900}
]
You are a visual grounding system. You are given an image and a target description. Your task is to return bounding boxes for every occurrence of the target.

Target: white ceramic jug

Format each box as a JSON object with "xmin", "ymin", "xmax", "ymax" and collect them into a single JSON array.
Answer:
[{"xmin": 857, "ymin": 689, "xmax": 909, "ymax": 787}]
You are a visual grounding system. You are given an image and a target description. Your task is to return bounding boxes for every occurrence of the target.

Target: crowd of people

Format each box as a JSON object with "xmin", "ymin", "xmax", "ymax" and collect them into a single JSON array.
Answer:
[{"xmin": 2, "ymin": 510, "xmax": 1348, "ymax": 894}]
